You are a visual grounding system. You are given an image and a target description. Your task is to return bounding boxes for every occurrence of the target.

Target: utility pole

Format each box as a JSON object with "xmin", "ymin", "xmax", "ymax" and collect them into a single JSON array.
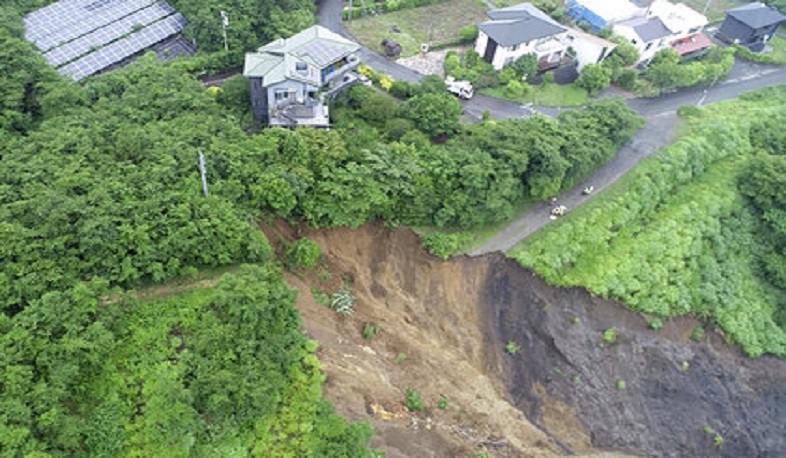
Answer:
[
  {"xmin": 702, "ymin": 0, "xmax": 712, "ymax": 16},
  {"xmin": 198, "ymin": 150, "xmax": 209, "ymax": 197},
  {"xmin": 220, "ymin": 10, "xmax": 229, "ymax": 52}
]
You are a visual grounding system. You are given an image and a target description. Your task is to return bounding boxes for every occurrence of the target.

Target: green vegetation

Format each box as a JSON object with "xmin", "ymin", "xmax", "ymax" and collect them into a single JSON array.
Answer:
[
  {"xmin": 691, "ymin": 326, "xmax": 706, "ymax": 342},
  {"xmin": 603, "ymin": 327, "xmax": 618, "ymax": 344},
  {"xmin": 421, "ymin": 232, "xmax": 468, "ymax": 259},
  {"xmin": 704, "ymin": 426, "xmax": 724, "ymax": 449},
  {"xmin": 286, "ymin": 237, "xmax": 322, "ymax": 270},
  {"xmin": 395, "ymin": 352, "xmax": 408, "ymax": 364},
  {"xmin": 482, "ymin": 82, "xmax": 590, "ymax": 107},
  {"xmin": 404, "ymin": 388, "xmax": 425, "ymax": 411},
  {"xmin": 734, "ymin": 35, "xmax": 786, "ymax": 65},
  {"xmin": 343, "ymin": 0, "xmax": 488, "ymax": 57},
  {"xmin": 505, "ymin": 341, "xmax": 521, "ymax": 355},
  {"xmin": 312, "ymin": 287, "xmax": 331, "ymax": 306},
  {"xmin": 616, "ymin": 380, "xmax": 627, "ymax": 390},
  {"xmin": 0, "ymin": 265, "xmax": 375, "ymax": 456},
  {"xmin": 649, "ymin": 318, "xmax": 664, "ymax": 330},
  {"xmin": 331, "ymin": 285, "xmax": 357, "ymax": 316},
  {"xmin": 513, "ymin": 87, "xmax": 786, "ymax": 357},
  {"xmin": 363, "ymin": 322, "xmax": 383, "ymax": 340},
  {"xmin": 437, "ymin": 394, "xmax": 449, "ymax": 410}
]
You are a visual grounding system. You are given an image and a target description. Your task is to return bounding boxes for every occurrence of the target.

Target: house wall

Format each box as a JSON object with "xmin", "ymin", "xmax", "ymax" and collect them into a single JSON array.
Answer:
[
  {"xmin": 477, "ymin": 30, "xmax": 569, "ymax": 71},
  {"xmin": 571, "ymin": 36, "xmax": 613, "ymax": 70},
  {"xmin": 613, "ymin": 25, "xmax": 669, "ymax": 64},
  {"xmin": 249, "ymin": 77, "xmax": 268, "ymax": 122}
]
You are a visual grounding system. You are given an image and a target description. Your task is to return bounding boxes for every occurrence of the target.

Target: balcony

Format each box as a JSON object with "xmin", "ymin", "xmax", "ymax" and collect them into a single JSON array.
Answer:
[
  {"xmin": 269, "ymin": 99, "xmax": 329, "ymax": 128},
  {"xmin": 321, "ymin": 53, "xmax": 361, "ymax": 86}
]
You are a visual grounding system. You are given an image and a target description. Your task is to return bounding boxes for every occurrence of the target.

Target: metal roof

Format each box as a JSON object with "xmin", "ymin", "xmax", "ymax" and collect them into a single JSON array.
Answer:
[
  {"xmin": 478, "ymin": 6, "xmax": 566, "ymax": 47},
  {"xmin": 617, "ymin": 16, "xmax": 672, "ymax": 42},
  {"xmin": 243, "ymin": 25, "xmax": 359, "ymax": 85},
  {"xmin": 727, "ymin": 2, "xmax": 786, "ymax": 29}
]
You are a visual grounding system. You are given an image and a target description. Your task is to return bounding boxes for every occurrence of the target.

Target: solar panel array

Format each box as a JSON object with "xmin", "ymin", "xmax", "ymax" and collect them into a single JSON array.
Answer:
[
  {"xmin": 24, "ymin": 0, "xmax": 187, "ymax": 80},
  {"xmin": 58, "ymin": 13, "xmax": 187, "ymax": 80}
]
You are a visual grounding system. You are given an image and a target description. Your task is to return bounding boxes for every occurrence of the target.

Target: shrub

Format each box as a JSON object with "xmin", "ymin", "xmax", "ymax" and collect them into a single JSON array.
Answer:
[
  {"xmin": 649, "ymin": 317, "xmax": 663, "ymax": 330},
  {"xmin": 331, "ymin": 285, "xmax": 356, "ymax": 316},
  {"xmin": 404, "ymin": 388, "xmax": 424, "ymax": 411},
  {"xmin": 505, "ymin": 341, "xmax": 520, "ymax": 355},
  {"xmin": 603, "ymin": 327, "xmax": 618, "ymax": 344},
  {"xmin": 437, "ymin": 394, "xmax": 449, "ymax": 410},
  {"xmin": 362, "ymin": 322, "xmax": 382, "ymax": 340},
  {"xmin": 459, "ymin": 25, "xmax": 479, "ymax": 43},
  {"xmin": 311, "ymin": 287, "xmax": 330, "ymax": 307},
  {"xmin": 285, "ymin": 238, "xmax": 321, "ymax": 270},
  {"xmin": 395, "ymin": 353, "xmax": 407, "ymax": 364},
  {"xmin": 421, "ymin": 232, "xmax": 462, "ymax": 259},
  {"xmin": 616, "ymin": 379, "xmax": 626, "ymax": 390},
  {"xmin": 389, "ymin": 80, "xmax": 419, "ymax": 99},
  {"xmin": 691, "ymin": 325, "xmax": 705, "ymax": 342}
]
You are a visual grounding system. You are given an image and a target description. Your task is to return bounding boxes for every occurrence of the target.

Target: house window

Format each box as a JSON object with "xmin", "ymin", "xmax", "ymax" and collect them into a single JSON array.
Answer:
[
  {"xmin": 274, "ymin": 89, "xmax": 290, "ymax": 101},
  {"xmin": 512, "ymin": 44, "xmax": 519, "ymax": 51},
  {"xmin": 631, "ymin": 39, "xmax": 638, "ymax": 45},
  {"xmin": 645, "ymin": 42, "xmax": 653, "ymax": 51}
]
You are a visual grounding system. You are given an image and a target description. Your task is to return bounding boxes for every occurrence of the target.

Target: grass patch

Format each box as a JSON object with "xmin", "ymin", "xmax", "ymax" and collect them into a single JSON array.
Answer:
[
  {"xmin": 344, "ymin": 0, "xmax": 488, "ymax": 58},
  {"xmin": 679, "ymin": 0, "xmax": 739, "ymax": 23},
  {"xmin": 481, "ymin": 83, "xmax": 590, "ymax": 107}
]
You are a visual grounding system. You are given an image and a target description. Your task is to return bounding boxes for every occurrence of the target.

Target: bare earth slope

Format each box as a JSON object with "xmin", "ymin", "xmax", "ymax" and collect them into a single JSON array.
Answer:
[{"xmin": 264, "ymin": 222, "xmax": 786, "ymax": 457}]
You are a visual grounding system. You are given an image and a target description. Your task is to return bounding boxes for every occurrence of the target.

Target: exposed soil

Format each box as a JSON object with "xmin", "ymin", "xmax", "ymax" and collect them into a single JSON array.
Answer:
[{"xmin": 262, "ymin": 221, "xmax": 786, "ymax": 457}]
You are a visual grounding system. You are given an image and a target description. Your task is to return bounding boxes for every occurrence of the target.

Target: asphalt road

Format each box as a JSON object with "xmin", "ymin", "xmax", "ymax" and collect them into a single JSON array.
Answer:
[{"xmin": 316, "ymin": 0, "xmax": 786, "ymax": 254}]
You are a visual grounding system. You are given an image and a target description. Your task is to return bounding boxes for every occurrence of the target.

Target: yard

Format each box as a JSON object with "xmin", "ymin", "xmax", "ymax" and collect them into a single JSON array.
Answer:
[
  {"xmin": 679, "ymin": 0, "xmax": 740, "ymax": 23},
  {"xmin": 343, "ymin": 0, "xmax": 489, "ymax": 58},
  {"xmin": 482, "ymin": 83, "xmax": 590, "ymax": 107}
]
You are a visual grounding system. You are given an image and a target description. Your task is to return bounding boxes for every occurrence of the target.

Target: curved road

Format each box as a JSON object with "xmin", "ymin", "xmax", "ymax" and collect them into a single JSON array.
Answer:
[{"xmin": 316, "ymin": 0, "xmax": 786, "ymax": 254}]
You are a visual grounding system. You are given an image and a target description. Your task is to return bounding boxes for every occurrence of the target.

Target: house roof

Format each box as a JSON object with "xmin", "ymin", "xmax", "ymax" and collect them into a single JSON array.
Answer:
[
  {"xmin": 571, "ymin": 0, "xmax": 646, "ymax": 23},
  {"xmin": 479, "ymin": 4, "xmax": 566, "ymax": 47},
  {"xmin": 648, "ymin": 1, "xmax": 707, "ymax": 34},
  {"xmin": 617, "ymin": 16, "xmax": 672, "ymax": 42},
  {"xmin": 568, "ymin": 27, "xmax": 618, "ymax": 49},
  {"xmin": 727, "ymin": 2, "xmax": 786, "ymax": 29},
  {"xmin": 243, "ymin": 25, "xmax": 359, "ymax": 85},
  {"xmin": 487, "ymin": 2, "xmax": 559, "ymax": 25},
  {"xmin": 670, "ymin": 32, "xmax": 713, "ymax": 55}
]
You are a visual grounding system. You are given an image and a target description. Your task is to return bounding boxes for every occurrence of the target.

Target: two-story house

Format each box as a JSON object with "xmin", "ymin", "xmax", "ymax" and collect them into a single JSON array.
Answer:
[
  {"xmin": 243, "ymin": 25, "xmax": 361, "ymax": 127},
  {"xmin": 716, "ymin": 2, "xmax": 786, "ymax": 52},
  {"xmin": 475, "ymin": 3, "xmax": 616, "ymax": 72},
  {"xmin": 613, "ymin": 1, "xmax": 708, "ymax": 65},
  {"xmin": 475, "ymin": 3, "xmax": 571, "ymax": 71}
]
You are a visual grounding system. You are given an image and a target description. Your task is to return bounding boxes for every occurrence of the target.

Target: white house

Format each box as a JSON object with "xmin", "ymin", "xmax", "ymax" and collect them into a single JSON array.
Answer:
[
  {"xmin": 475, "ymin": 3, "xmax": 615, "ymax": 72},
  {"xmin": 613, "ymin": 1, "xmax": 708, "ymax": 65},
  {"xmin": 243, "ymin": 25, "xmax": 361, "ymax": 127},
  {"xmin": 475, "ymin": 3, "xmax": 571, "ymax": 71}
]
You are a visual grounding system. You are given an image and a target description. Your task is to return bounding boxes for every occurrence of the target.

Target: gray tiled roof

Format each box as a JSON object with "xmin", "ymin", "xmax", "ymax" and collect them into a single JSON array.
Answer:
[
  {"xmin": 728, "ymin": 2, "xmax": 786, "ymax": 29},
  {"xmin": 619, "ymin": 16, "xmax": 671, "ymax": 42},
  {"xmin": 479, "ymin": 5, "xmax": 566, "ymax": 47}
]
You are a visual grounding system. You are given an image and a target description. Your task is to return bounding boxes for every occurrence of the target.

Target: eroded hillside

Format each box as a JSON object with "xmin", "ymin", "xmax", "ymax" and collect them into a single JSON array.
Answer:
[{"xmin": 264, "ymin": 221, "xmax": 786, "ymax": 457}]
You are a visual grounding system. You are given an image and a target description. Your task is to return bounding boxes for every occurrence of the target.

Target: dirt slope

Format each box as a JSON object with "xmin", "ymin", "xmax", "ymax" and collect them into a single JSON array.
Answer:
[{"xmin": 263, "ymin": 221, "xmax": 786, "ymax": 457}]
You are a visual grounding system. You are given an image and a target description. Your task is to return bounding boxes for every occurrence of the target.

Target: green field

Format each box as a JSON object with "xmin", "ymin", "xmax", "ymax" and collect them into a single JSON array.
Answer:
[
  {"xmin": 482, "ymin": 83, "xmax": 590, "ymax": 107},
  {"xmin": 344, "ymin": 0, "xmax": 489, "ymax": 58}
]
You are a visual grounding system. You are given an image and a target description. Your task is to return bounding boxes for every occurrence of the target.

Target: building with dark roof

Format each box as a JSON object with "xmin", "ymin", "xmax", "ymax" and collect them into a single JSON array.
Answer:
[
  {"xmin": 613, "ymin": 1, "xmax": 708, "ymax": 65},
  {"xmin": 243, "ymin": 25, "xmax": 361, "ymax": 127},
  {"xmin": 24, "ymin": 0, "xmax": 194, "ymax": 81},
  {"xmin": 716, "ymin": 2, "xmax": 786, "ymax": 52},
  {"xmin": 475, "ymin": 3, "xmax": 617, "ymax": 72}
]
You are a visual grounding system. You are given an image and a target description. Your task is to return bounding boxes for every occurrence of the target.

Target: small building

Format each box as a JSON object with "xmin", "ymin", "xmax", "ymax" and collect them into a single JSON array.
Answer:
[
  {"xmin": 243, "ymin": 25, "xmax": 361, "ymax": 127},
  {"xmin": 475, "ymin": 3, "xmax": 617, "ymax": 72},
  {"xmin": 613, "ymin": 16, "xmax": 673, "ymax": 65},
  {"xmin": 476, "ymin": 3, "xmax": 570, "ymax": 71},
  {"xmin": 716, "ymin": 2, "xmax": 786, "ymax": 52},
  {"xmin": 566, "ymin": 0, "xmax": 645, "ymax": 33},
  {"xmin": 613, "ymin": 1, "xmax": 708, "ymax": 65}
]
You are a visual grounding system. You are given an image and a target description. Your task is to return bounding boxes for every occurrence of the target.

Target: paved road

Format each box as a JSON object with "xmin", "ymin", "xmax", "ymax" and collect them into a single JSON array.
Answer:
[
  {"xmin": 316, "ymin": 0, "xmax": 786, "ymax": 253},
  {"xmin": 473, "ymin": 62, "xmax": 786, "ymax": 254}
]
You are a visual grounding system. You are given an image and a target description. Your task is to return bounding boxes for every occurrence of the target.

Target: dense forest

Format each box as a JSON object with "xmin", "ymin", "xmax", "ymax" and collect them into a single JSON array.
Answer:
[
  {"xmin": 514, "ymin": 88, "xmax": 786, "ymax": 357},
  {"xmin": 0, "ymin": 7, "xmax": 645, "ymax": 452}
]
